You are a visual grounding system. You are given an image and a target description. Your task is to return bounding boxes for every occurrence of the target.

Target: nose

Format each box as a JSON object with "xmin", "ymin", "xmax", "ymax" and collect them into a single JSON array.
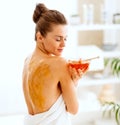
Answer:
[{"xmin": 60, "ymin": 40, "xmax": 65, "ymax": 47}]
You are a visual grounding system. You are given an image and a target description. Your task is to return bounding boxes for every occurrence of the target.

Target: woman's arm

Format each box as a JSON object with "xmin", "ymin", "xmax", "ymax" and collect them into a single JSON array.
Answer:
[{"xmin": 59, "ymin": 59, "xmax": 79, "ymax": 114}]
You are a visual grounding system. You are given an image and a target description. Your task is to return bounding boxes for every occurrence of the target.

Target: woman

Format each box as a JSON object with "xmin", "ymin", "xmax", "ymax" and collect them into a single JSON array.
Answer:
[{"xmin": 22, "ymin": 3, "xmax": 89, "ymax": 125}]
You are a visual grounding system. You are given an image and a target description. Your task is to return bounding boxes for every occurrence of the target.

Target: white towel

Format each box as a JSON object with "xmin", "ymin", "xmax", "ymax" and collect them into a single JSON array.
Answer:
[{"xmin": 24, "ymin": 95, "xmax": 72, "ymax": 125}]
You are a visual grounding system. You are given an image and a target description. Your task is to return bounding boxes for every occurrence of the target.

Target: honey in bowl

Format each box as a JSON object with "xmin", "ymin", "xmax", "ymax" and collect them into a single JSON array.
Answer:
[
  {"xmin": 69, "ymin": 56, "xmax": 99, "ymax": 71},
  {"xmin": 69, "ymin": 61, "xmax": 89, "ymax": 72}
]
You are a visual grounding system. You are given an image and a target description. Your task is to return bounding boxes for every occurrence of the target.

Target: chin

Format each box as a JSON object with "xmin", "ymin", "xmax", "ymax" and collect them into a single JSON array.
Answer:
[{"xmin": 55, "ymin": 53, "xmax": 62, "ymax": 56}]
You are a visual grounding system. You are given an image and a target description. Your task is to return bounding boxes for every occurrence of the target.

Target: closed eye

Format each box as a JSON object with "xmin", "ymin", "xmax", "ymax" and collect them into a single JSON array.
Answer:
[
  {"xmin": 56, "ymin": 38, "xmax": 61, "ymax": 41},
  {"xmin": 55, "ymin": 36, "xmax": 67, "ymax": 42}
]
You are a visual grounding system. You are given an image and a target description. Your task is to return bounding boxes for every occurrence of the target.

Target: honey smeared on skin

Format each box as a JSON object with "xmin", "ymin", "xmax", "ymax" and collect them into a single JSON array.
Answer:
[{"xmin": 28, "ymin": 62, "xmax": 51, "ymax": 111}]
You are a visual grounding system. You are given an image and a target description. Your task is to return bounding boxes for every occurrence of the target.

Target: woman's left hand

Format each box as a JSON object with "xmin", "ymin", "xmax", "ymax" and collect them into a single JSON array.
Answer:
[{"xmin": 68, "ymin": 60, "xmax": 89, "ymax": 86}]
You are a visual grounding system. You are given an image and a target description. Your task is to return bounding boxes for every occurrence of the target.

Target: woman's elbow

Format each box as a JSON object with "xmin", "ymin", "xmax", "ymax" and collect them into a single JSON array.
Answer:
[
  {"xmin": 67, "ymin": 104, "xmax": 79, "ymax": 115},
  {"xmin": 70, "ymin": 107, "xmax": 79, "ymax": 115}
]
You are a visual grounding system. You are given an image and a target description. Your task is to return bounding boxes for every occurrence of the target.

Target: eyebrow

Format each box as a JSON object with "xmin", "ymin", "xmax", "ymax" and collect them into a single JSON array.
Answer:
[{"xmin": 54, "ymin": 35, "xmax": 68, "ymax": 38}]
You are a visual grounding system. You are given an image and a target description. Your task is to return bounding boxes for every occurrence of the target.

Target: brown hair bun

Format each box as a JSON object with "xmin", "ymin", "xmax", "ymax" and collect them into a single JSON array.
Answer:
[{"xmin": 33, "ymin": 3, "xmax": 48, "ymax": 24}]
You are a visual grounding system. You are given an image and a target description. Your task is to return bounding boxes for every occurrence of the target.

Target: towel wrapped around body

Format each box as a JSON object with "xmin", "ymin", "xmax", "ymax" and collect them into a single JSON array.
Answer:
[{"xmin": 24, "ymin": 95, "xmax": 72, "ymax": 125}]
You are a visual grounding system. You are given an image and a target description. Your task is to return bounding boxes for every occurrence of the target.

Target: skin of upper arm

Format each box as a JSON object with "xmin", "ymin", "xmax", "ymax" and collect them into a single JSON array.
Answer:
[{"xmin": 59, "ymin": 59, "xmax": 79, "ymax": 114}]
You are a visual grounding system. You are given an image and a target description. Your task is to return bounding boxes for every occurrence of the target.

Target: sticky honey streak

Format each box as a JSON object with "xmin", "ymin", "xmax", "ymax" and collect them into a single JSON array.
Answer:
[{"xmin": 29, "ymin": 63, "xmax": 51, "ymax": 111}]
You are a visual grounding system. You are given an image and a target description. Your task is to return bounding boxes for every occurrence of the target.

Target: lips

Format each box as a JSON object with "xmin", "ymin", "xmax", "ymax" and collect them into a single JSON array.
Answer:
[{"xmin": 58, "ymin": 49, "xmax": 63, "ymax": 52}]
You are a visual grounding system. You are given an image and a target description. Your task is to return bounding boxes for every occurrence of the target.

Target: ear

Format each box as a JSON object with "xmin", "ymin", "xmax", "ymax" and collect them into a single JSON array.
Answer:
[{"xmin": 36, "ymin": 32, "xmax": 44, "ymax": 42}]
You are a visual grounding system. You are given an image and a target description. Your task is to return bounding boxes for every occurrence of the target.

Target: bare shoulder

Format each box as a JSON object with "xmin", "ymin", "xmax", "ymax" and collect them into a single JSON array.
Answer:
[
  {"xmin": 45, "ymin": 56, "xmax": 67, "ymax": 70},
  {"xmin": 51, "ymin": 56, "xmax": 67, "ymax": 64},
  {"xmin": 23, "ymin": 55, "xmax": 32, "ymax": 67},
  {"xmin": 24, "ymin": 56, "xmax": 68, "ymax": 82},
  {"xmin": 37, "ymin": 56, "xmax": 68, "ymax": 78}
]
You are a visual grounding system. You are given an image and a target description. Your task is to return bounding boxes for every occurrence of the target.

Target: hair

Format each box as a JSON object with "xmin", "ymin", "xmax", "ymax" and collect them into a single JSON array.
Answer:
[{"xmin": 33, "ymin": 3, "xmax": 68, "ymax": 40}]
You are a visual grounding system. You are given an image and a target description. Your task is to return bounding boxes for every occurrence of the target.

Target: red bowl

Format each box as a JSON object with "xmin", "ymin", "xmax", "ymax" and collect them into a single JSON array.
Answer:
[{"xmin": 69, "ymin": 62, "xmax": 89, "ymax": 71}]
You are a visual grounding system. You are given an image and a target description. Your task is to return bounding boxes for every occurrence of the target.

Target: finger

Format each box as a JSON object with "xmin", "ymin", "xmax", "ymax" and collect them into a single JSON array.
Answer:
[
  {"xmin": 82, "ymin": 65, "xmax": 89, "ymax": 72},
  {"xmin": 68, "ymin": 60, "xmax": 72, "ymax": 63},
  {"xmin": 78, "ymin": 69, "xmax": 83, "ymax": 77},
  {"xmin": 69, "ymin": 66, "xmax": 76, "ymax": 77},
  {"xmin": 78, "ymin": 58, "xmax": 82, "ymax": 63},
  {"xmin": 73, "ymin": 69, "xmax": 79, "ymax": 79}
]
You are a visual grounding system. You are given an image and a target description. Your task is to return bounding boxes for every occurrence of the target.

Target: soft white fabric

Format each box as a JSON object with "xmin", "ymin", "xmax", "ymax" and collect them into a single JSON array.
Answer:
[{"xmin": 24, "ymin": 95, "xmax": 71, "ymax": 125}]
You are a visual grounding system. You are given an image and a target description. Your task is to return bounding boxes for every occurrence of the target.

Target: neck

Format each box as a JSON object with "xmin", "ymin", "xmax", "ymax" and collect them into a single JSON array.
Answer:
[{"xmin": 36, "ymin": 43, "xmax": 51, "ymax": 56}]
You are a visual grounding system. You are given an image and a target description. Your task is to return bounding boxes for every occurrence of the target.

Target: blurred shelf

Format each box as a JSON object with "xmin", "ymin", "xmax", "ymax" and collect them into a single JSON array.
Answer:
[
  {"xmin": 69, "ymin": 24, "xmax": 120, "ymax": 31},
  {"xmin": 78, "ymin": 76, "xmax": 120, "ymax": 86},
  {"xmin": 102, "ymin": 50, "xmax": 120, "ymax": 58}
]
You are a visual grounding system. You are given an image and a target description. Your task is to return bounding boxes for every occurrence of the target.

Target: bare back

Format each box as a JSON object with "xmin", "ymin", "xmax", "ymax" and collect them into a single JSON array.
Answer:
[
  {"xmin": 23, "ymin": 50, "xmax": 79, "ymax": 115},
  {"xmin": 22, "ymin": 55, "xmax": 65, "ymax": 115}
]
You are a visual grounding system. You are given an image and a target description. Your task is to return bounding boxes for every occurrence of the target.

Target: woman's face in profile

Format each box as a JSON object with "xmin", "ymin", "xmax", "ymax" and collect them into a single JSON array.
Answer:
[{"xmin": 43, "ymin": 24, "xmax": 68, "ymax": 56}]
